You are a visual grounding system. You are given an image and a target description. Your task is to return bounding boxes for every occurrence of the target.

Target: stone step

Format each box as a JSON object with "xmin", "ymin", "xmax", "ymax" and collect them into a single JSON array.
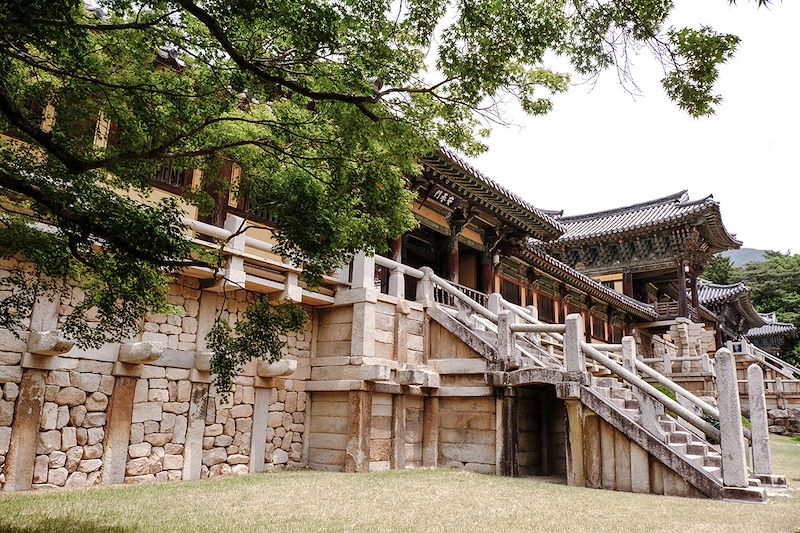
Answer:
[
  {"xmin": 686, "ymin": 443, "xmax": 708, "ymax": 456},
  {"xmin": 667, "ymin": 431, "xmax": 693, "ymax": 444},
  {"xmin": 668, "ymin": 442, "xmax": 687, "ymax": 455},
  {"xmin": 702, "ymin": 466, "xmax": 722, "ymax": 479},
  {"xmin": 592, "ymin": 377, "xmax": 618, "ymax": 388},
  {"xmin": 659, "ymin": 419, "xmax": 677, "ymax": 433},
  {"xmin": 684, "ymin": 454, "xmax": 705, "ymax": 468},
  {"xmin": 609, "ymin": 388, "xmax": 631, "ymax": 401},
  {"xmin": 609, "ymin": 397, "xmax": 626, "ymax": 409},
  {"xmin": 594, "ymin": 386, "xmax": 611, "ymax": 398},
  {"xmin": 624, "ymin": 409, "xmax": 641, "ymax": 422},
  {"xmin": 704, "ymin": 453, "xmax": 722, "ymax": 468},
  {"xmin": 624, "ymin": 399, "xmax": 640, "ymax": 410}
]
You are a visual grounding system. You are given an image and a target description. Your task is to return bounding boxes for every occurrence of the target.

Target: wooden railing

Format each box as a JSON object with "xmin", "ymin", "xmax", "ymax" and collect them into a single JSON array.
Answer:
[{"xmin": 653, "ymin": 301, "xmax": 699, "ymax": 322}]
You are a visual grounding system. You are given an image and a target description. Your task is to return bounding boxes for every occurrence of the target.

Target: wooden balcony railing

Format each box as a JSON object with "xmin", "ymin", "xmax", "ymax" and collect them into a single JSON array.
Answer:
[{"xmin": 653, "ymin": 301, "xmax": 699, "ymax": 322}]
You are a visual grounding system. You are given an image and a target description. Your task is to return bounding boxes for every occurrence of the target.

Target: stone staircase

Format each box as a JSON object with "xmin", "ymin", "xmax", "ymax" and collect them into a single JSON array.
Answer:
[{"xmin": 423, "ymin": 271, "xmax": 781, "ymax": 501}]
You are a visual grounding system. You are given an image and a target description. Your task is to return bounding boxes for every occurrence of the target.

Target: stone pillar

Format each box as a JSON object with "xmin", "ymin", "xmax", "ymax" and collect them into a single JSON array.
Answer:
[
  {"xmin": 182, "ymin": 382, "xmax": 210, "ymax": 481},
  {"xmin": 677, "ymin": 261, "xmax": 688, "ymax": 319},
  {"xmin": 564, "ymin": 314, "xmax": 585, "ymax": 373},
  {"xmin": 248, "ymin": 387, "xmax": 270, "ymax": 474},
  {"xmin": 582, "ymin": 411, "xmax": 601, "ymax": 489},
  {"xmin": 564, "ymin": 399, "xmax": 585, "ymax": 487},
  {"xmin": 497, "ymin": 310, "xmax": 514, "ymax": 362},
  {"xmin": 100, "ymin": 376, "xmax": 137, "ymax": 485},
  {"xmin": 747, "ymin": 364, "xmax": 772, "ymax": 476},
  {"xmin": 345, "ymin": 390, "xmax": 371, "ymax": 473},
  {"xmin": 714, "ymin": 348, "xmax": 748, "ymax": 488},
  {"xmin": 421, "ymin": 396, "xmax": 439, "ymax": 467},
  {"xmin": 391, "ymin": 394, "xmax": 406, "ymax": 470},
  {"xmin": 3, "ymin": 369, "xmax": 46, "ymax": 491}
]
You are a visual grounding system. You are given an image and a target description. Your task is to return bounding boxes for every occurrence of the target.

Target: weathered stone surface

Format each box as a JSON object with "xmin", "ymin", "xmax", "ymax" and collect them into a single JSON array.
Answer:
[
  {"xmin": 273, "ymin": 449, "xmax": 289, "ymax": 465},
  {"xmin": 76, "ymin": 427, "xmax": 88, "ymax": 446},
  {"xmin": 84, "ymin": 412, "xmax": 106, "ymax": 428},
  {"xmin": 163, "ymin": 454, "xmax": 183, "ymax": 470},
  {"xmin": 65, "ymin": 471, "xmax": 88, "ymax": 488},
  {"xmin": 69, "ymin": 405, "xmax": 87, "ymax": 427},
  {"xmin": 119, "ymin": 341, "xmax": 164, "ymax": 364},
  {"xmin": 130, "ymin": 423, "xmax": 144, "ymax": 445},
  {"xmin": 163, "ymin": 402, "xmax": 189, "ymax": 414},
  {"xmin": 129, "ymin": 442, "xmax": 152, "ymax": 459},
  {"xmin": 83, "ymin": 443, "xmax": 103, "ymax": 460},
  {"xmin": 79, "ymin": 373, "xmax": 101, "ymax": 393},
  {"xmin": 4, "ymin": 381, "xmax": 19, "ymax": 401},
  {"xmin": 33, "ymin": 455, "xmax": 49, "ymax": 483},
  {"xmin": 37, "ymin": 430, "xmax": 61, "ymax": 454},
  {"xmin": 0, "ymin": 426, "xmax": 12, "ymax": 454},
  {"xmin": 0, "ymin": 399, "xmax": 15, "ymax": 426},
  {"xmin": 85, "ymin": 392, "xmax": 108, "ymax": 412},
  {"xmin": 48, "ymin": 450, "xmax": 67, "ymax": 469},
  {"xmin": 132, "ymin": 402, "xmax": 162, "ymax": 423},
  {"xmin": 205, "ymin": 424, "xmax": 223, "ymax": 437},
  {"xmin": 46, "ymin": 371, "xmax": 70, "ymax": 387},
  {"xmin": 44, "ymin": 467, "xmax": 68, "ymax": 486},
  {"xmin": 230, "ymin": 404, "xmax": 253, "ymax": 419},
  {"xmin": 202, "ymin": 448, "xmax": 227, "ymax": 467},
  {"xmin": 60, "ymin": 427, "xmax": 77, "ymax": 450},
  {"xmin": 134, "ymin": 380, "xmax": 149, "ymax": 403},
  {"xmin": 145, "ymin": 433, "xmax": 172, "ymax": 447},
  {"xmin": 126, "ymin": 457, "xmax": 151, "ymax": 476},
  {"xmin": 56, "ymin": 405, "xmax": 69, "ymax": 429},
  {"xmin": 87, "ymin": 427, "xmax": 104, "ymax": 446},
  {"xmin": 40, "ymin": 402, "xmax": 58, "ymax": 430},
  {"xmin": 55, "ymin": 387, "xmax": 86, "ymax": 407},
  {"xmin": 78, "ymin": 459, "xmax": 102, "ymax": 473},
  {"xmin": 0, "ymin": 365, "xmax": 22, "ymax": 384},
  {"xmin": 65, "ymin": 447, "xmax": 83, "ymax": 472}
]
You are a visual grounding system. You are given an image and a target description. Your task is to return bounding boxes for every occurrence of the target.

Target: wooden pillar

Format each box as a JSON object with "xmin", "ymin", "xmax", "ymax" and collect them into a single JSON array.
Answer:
[
  {"xmin": 100, "ymin": 376, "xmax": 137, "ymax": 485},
  {"xmin": 345, "ymin": 390, "xmax": 372, "ymax": 473},
  {"xmin": 690, "ymin": 274, "xmax": 700, "ymax": 316},
  {"xmin": 389, "ymin": 238, "xmax": 403, "ymax": 263},
  {"xmin": 446, "ymin": 233, "xmax": 460, "ymax": 283},
  {"xmin": 422, "ymin": 396, "xmax": 439, "ymax": 467},
  {"xmin": 677, "ymin": 261, "xmax": 688, "ymax": 319},
  {"xmin": 4, "ymin": 369, "xmax": 47, "ymax": 491},
  {"xmin": 480, "ymin": 250, "xmax": 494, "ymax": 296},
  {"xmin": 622, "ymin": 272, "xmax": 634, "ymax": 298}
]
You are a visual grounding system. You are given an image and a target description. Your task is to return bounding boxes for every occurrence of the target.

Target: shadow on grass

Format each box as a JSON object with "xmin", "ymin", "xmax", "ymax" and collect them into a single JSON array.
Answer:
[{"xmin": 0, "ymin": 517, "xmax": 129, "ymax": 533}]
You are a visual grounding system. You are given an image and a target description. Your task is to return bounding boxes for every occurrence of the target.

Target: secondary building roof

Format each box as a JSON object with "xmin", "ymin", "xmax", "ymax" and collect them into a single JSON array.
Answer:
[
  {"xmin": 517, "ymin": 243, "xmax": 660, "ymax": 321},
  {"xmin": 547, "ymin": 190, "xmax": 741, "ymax": 251},
  {"xmin": 420, "ymin": 148, "xmax": 565, "ymax": 241},
  {"xmin": 696, "ymin": 280, "xmax": 766, "ymax": 332}
]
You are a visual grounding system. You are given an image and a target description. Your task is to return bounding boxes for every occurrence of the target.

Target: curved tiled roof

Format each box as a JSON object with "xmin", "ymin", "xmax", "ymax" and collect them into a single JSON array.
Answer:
[
  {"xmin": 696, "ymin": 279, "xmax": 766, "ymax": 330},
  {"xmin": 746, "ymin": 322, "xmax": 797, "ymax": 339},
  {"xmin": 421, "ymin": 148, "xmax": 565, "ymax": 241},
  {"xmin": 548, "ymin": 191, "xmax": 741, "ymax": 251},
  {"xmin": 696, "ymin": 280, "xmax": 749, "ymax": 305},
  {"xmin": 517, "ymin": 243, "xmax": 659, "ymax": 321}
]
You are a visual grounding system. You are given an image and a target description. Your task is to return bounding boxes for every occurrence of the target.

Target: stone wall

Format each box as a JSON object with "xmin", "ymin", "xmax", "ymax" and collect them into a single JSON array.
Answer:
[
  {"xmin": 767, "ymin": 408, "xmax": 800, "ymax": 437},
  {"xmin": 0, "ymin": 266, "xmax": 312, "ymax": 491}
]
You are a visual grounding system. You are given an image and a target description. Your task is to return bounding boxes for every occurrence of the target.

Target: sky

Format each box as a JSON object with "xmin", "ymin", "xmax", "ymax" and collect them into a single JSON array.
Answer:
[{"xmin": 467, "ymin": 1, "xmax": 799, "ymax": 253}]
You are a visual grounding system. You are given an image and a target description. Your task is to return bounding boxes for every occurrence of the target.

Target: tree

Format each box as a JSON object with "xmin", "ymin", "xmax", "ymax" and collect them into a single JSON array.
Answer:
[
  {"xmin": 703, "ymin": 255, "xmax": 734, "ymax": 285},
  {"xmin": 733, "ymin": 252, "xmax": 800, "ymax": 363},
  {"xmin": 0, "ymin": 0, "xmax": 754, "ymax": 390}
]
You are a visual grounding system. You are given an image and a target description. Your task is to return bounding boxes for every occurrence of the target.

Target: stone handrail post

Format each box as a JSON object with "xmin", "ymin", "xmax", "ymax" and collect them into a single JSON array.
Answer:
[
  {"xmin": 497, "ymin": 310, "xmax": 515, "ymax": 361},
  {"xmin": 350, "ymin": 251, "xmax": 376, "ymax": 290},
  {"xmin": 387, "ymin": 265, "xmax": 405, "ymax": 299},
  {"xmin": 416, "ymin": 267, "xmax": 434, "ymax": 307},
  {"xmin": 746, "ymin": 364, "xmax": 772, "ymax": 476},
  {"xmin": 564, "ymin": 314, "xmax": 585, "ymax": 373},
  {"xmin": 487, "ymin": 293, "xmax": 501, "ymax": 316},
  {"xmin": 222, "ymin": 215, "xmax": 247, "ymax": 289},
  {"xmin": 714, "ymin": 348, "xmax": 748, "ymax": 488},
  {"xmin": 621, "ymin": 336, "xmax": 637, "ymax": 376}
]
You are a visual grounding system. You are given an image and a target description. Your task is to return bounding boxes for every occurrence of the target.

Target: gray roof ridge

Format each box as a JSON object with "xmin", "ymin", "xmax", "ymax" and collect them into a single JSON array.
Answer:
[
  {"xmin": 432, "ymin": 146, "xmax": 566, "ymax": 235},
  {"xmin": 557, "ymin": 190, "xmax": 690, "ymax": 222}
]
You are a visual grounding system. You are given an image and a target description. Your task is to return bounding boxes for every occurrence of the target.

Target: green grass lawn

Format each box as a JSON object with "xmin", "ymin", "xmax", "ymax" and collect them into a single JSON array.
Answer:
[{"xmin": 0, "ymin": 436, "xmax": 798, "ymax": 533}]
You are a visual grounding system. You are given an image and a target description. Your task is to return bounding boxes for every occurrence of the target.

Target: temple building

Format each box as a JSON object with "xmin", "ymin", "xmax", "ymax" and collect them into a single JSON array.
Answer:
[
  {"xmin": 746, "ymin": 313, "xmax": 797, "ymax": 357},
  {"xmin": 1, "ymin": 51, "xmax": 794, "ymax": 499}
]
